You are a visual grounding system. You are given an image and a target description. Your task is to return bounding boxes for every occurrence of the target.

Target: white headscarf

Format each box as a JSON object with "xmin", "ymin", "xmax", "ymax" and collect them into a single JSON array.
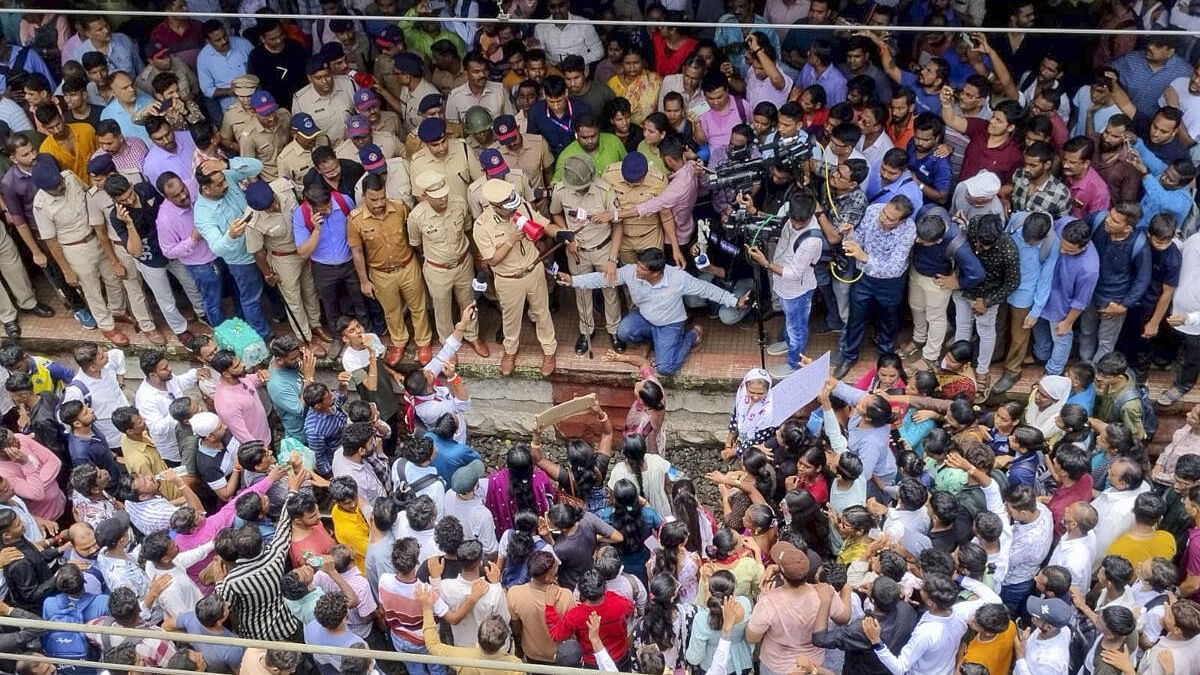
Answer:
[
  {"xmin": 734, "ymin": 368, "xmax": 775, "ymax": 441},
  {"xmin": 1026, "ymin": 375, "xmax": 1072, "ymax": 442}
]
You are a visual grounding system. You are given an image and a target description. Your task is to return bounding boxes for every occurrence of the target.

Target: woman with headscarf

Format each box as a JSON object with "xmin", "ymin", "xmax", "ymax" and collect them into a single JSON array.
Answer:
[
  {"xmin": 723, "ymin": 369, "xmax": 776, "ymax": 462},
  {"xmin": 1025, "ymin": 375, "xmax": 1071, "ymax": 446}
]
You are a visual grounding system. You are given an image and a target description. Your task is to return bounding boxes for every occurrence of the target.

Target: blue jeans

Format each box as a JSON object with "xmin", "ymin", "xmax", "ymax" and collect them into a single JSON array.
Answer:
[
  {"xmin": 1000, "ymin": 578, "xmax": 1034, "ymax": 618},
  {"xmin": 225, "ymin": 262, "xmax": 272, "ymax": 339},
  {"xmin": 390, "ymin": 632, "xmax": 449, "ymax": 675},
  {"xmin": 839, "ymin": 275, "xmax": 905, "ymax": 363},
  {"xmin": 617, "ymin": 310, "xmax": 696, "ymax": 375},
  {"xmin": 187, "ymin": 260, "xmax": 228, "ymax": 327},
  {"xmin": 780, "ymin": 290, "xmax": 813, "ymax": 369},
  {"xmin": 1032, "ymin": 318, "xmax": 1075, "ymax": 375},
  {"xmin": 815, "ymin": 264, "xmax": 844, "ymax": 330}
]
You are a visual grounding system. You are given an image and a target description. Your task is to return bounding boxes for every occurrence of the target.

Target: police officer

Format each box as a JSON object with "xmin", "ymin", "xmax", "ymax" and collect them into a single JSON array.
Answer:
[
  {"xmin": 473, "ymin": 178, "xmax": 573, "ymax": 376},
  {"xmin": 278, "ymin": 114, "xmax": 331, "ymax": 195},
  {"xmin": 348, "ymin": 173, "xmax": 434, "ymax": 365},
  {"xmin": 219, "ymin": 74, "xmax": 260, "ymax": 153},
  {"xmin": 392, "ymin": 52, "xmax": 439, "ymax": 138},
  {"xmin": 601, "ymin": 152, "xmax": 670, "ymax": 265},
  {"xmin": 552, "ymin": 156, "xmax": 625, "ymax": 355},
  {"xmin": 494, "ymin": 114, "xmax": 554, "ymax": 192},
  {"xmin": 466, "ymin": 149, "xmax": 535, "ymax": 221},
  {"xmin": 409, "ymin": 118, "xmax": 479, "ymax": 204},
  {"xmin": 354, "ymin": 144, "xmax": 413, "ymax": 207},
  {"xmin": 404, "ymin": 94, "xmax": 464, "ymax": 157},
  {"xmin": 292, "ymin": 56, "xmax": 354, "ymax": 143},
  {"xmin": 463, "ymin": 106, "xmax": 497, "ymax": 156},
  {"xmin": 239, "ymin": 91, "xmax": 293, "ymax": 182},
  {"xmin": 336, "ymin": 114, "xmax": 403, "ymax": 163},
  {"xmin": 408, "ymin": 170, "xmax": 488, "ymax": 357},
  {"xmin": 353, "ymin": 88, "xmax": 401, "ymax": 137},
  {"xmin": 243, "ymin": 180, "xmax": 330, "ymax": 357}
]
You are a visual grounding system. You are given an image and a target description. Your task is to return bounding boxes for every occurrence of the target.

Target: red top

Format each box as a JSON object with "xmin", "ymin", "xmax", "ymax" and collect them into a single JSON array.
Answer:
[
  {"xmin": 1047, "ymin": 473, "xmax": 1094, "ymax": 538},
  {"xmin": 959, "ymin": 117, "xmax": 1023, "ymax": 185},
  {"xmin": 652, "ymin": 32, "xmax": 698, "ymax": 77},
  {"xmin": 795, "ymin": 474, "xmax": 829, "ymax": 506},
  {"xmin": 545, "ymin": 591, "xmax": 635, "ymax": 665}
]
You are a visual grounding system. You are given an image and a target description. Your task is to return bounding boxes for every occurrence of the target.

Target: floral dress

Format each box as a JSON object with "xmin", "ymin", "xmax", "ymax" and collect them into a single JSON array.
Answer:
[{"xmin": 607, "ymin": 71, "xmax": 663, "ymax": 125}]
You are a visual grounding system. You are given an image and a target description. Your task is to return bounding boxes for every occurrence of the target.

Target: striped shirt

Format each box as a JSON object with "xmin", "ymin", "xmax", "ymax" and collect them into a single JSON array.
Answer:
[
  {"xmin": 303, "ymin": 392, "xmax": 347, "ymax": 477},
  {"xmin": 216, "ymin": 490, "xmax": 300, "ymax": 642}
]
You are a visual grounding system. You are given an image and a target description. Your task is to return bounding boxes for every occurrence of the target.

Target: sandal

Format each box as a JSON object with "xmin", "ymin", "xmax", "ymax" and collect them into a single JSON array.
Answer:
[{"xmin": 899, "ymin": 342, "xmax": 923, "ymax": 359}]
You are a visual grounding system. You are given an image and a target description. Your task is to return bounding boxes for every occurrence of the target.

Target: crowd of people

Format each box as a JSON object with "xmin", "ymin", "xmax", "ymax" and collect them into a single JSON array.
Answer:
[{"xmin": 0, "ymin": 0, "xmax": 1199, "ymax": 675}]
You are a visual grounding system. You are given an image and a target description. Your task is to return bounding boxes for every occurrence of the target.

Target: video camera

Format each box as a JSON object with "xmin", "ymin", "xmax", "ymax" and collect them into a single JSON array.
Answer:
[{"xmin": 707, "ymin": 133, "xmax": 814, "ymax": 193}]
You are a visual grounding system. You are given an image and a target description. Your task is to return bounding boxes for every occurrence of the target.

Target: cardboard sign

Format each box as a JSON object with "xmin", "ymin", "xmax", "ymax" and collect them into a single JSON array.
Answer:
[{"xmin": 535, "ymin": 393, "xmax": 598, "ymax": 429}]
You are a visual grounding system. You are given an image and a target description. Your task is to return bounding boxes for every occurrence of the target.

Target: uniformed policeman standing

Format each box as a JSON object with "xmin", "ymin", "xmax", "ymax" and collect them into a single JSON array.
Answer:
[
  {"xmin": 352, "ymin": 88, "xmax": 401, "ymax": 137},
  {"xmin": 404, "ymin": 94, "xmax": 464, "ymax": 157},
  {"xmin": 409, "ymin": 118, "xmax": 480, "ymax": 204},
  {"xmin": 348, "ymin": 173, "xmax": 434, "ymax": 365},
  {"xmin": 292, "ymin": 57, "xmax": 354, "ymax": 143},
  {"xmin": 466, "ymin": 149, "xmax": 534, "ymax": 221},
  {"xmin": 601, "ymin": 153, "xmax": 671, "ymax": 265},
  {"xmin": 473, "ymin": 178, "xmax": 573, "ymax": 376},
  {"xmin": 551, "ymin": 156, "xmax": 625, "ymax": 355},
  {"xmin": 354, "ymin": 144, "xmax": 413, "ymax": 207},
  {"xmin": 219, "ymin": 74, "xmax": 260, "ymax": 153},
  {"xmin": 494, "ymin": 115, "xmax": 554, "ymax": 191},
  {"xmin": 336, "ymin": 114, "xmax": 403, "ymax": 162},
  {"xmin": 277, "ymin": 114, "xmax": 331, "ymax": 195},
  {"xmin": 407, "ymin": 170, "xmax": 489, "ymax": 358},
  {"xmin": 243, "ymin": 180, "xmax": 330, "ymax": 357},
  {"xmin": 463, "ymin": 106, "xmax": 496, "ymax": 156},
  {"xmin": 371, "ymin": 26, "xmax": 407, "ymax": 108},
  {"xmin": 240, "ymin": 91, "xmax": 293, "ymax": 182},
  {"xmin": 391, "ymin": 52, "xmax": 439, "ymax": 138}
]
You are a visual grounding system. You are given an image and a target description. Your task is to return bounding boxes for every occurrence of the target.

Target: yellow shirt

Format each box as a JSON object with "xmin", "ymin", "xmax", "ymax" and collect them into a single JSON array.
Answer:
[
  {"xmin": 330, "ymin": 504, "xmax": 368, "ymax": 572},
  {"xmin": 961, "ymin": 620, "xmax": 1016, "ymax": 675},
  {"xmin": 40, "ymin": 123, "xmax": 96, "ymax": 182},
  {"xmin": 120, "ymin": 434, "xmax": 179, "ymax": 500},
  {"xmin": 1106, "ymin": 529, "xmax": 1177, "ymax": 568}
]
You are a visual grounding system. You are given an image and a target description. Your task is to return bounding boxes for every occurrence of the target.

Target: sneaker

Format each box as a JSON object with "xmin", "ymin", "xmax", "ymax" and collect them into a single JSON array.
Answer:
[
  {"xmin": 766, "ymin": 341, "xmax": 788, "ymax": 356},
  {"xmin": 1157, "ymin": 386, "xmax": 1188, "ymax": 407},
  {"xmin": 74, "ymin": 308, "xmax": 97, "ymax": 329},
  {"xmin": 991, "ymin": 372, "xmax": 1020, "ymax": 395},
  {"xmin": 768, "ymin": 363, "xmax": 796, "ymax": 379}
]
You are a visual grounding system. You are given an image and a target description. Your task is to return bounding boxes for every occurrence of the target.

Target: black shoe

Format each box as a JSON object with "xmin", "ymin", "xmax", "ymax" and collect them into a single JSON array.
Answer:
[
  {"xmin": 24, "ymin": 303, "xmax": 53, "ymax": 318},
  {"xmin": 494, "ymin": 326, "xmax": 505, "ymax": 343},
  {"xmin": 3, "ymin": 321, "xmax": 19, "ymax": 338},
  {"xmin": 575, "ymin": 334, "xmax": 589, "ymax": 355},
  {"xmin": 833, "ymin": 358, "xmax": 856, "ymax": 380},
  {"xmin": 611, "ymin": 335, "xmax": 627, "ymax": 353}
]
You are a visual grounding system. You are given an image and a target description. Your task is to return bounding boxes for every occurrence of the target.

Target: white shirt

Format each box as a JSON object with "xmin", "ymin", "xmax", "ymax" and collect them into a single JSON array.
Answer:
[
  {"xmin": 1132, "ymin": 581, "xmax": 1168, "ymax": 643},
  {"xmin": 412, "ymin": 336, "xmax": 469, "ymax": 444},
  {"xmin": 63, "ymin": 350, "xmax": 129, "ymax": 447},
  {"xmin": 770, "ymin": 220, "xmax": 822, "ymax": 300},
  {"xmin": 1164, "ymin": 76, "xmax": 1200, "ymax": 142},
  {"xmin": 134, "ymin": 369, "xmax": 200, "ymax": 463},
  {"xmin": 1091, "ymin": 483, "xmax": 1152, "ymax": 564},
  {"xmin": 856, "ymin": 131, "xmax": 895, "ymax": 173},
  {"xmin": 391, "ymin": 512, "xmax": 439, "ymax": 563},
  {"xmin": 437, "ymin": 576, "xmax": 509, "ymax": 647},
  {"xmin": 391, "ymin": 459, "xmax": 446, "ymax": 510},
  {"xmin": 0, "ymin": 366, "xmax": 12, "ymax": 416},
  {"xmin": 1014, "ymin": 626, "xmax": 1070, "ymax": 675},
  {"xmin": 1047, "ymin": 531, "xmax": 1096, "ymax": 593},
  {"xmin": 883, "ymin": 506, "xmax": 932, "ymax": 557},
  {"xmin": 1007, "ymin": 503, "xmax": 1054, "ymax": 584},
  {"xmin": 441, "ymin": 493, "xmax": 498, "ymax": 556},
  {"xmin": 875, "ymin": 610, "xmax": 966, "ymax": 675},
  {"xmin": 533, "ymin": 17, "xmax": 603, "ymax": 65},
  {"xmin": 331, "ymin": 450, "xmax": 385, "ymax": 506}
]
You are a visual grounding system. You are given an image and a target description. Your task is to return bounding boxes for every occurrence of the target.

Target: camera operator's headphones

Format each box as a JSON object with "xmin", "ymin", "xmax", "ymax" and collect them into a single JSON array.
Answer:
[{"xmin": 817, "ymin": 150, "xmax": 864, "ymax": 285}]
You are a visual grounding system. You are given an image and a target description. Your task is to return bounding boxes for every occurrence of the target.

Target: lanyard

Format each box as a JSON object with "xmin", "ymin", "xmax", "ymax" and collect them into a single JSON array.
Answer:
[{"xmin": 546, "ymin": 99, "xmax": 573, "ymax": 134}]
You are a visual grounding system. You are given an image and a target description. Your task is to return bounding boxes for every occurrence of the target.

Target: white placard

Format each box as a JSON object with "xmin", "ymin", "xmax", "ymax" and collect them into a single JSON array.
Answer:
[{"xmin": 769, "ymin": 351, "xmax": 831, "ymax": 426}]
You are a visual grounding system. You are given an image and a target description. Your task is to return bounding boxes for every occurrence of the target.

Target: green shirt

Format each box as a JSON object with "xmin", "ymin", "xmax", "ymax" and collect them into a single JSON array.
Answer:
[
  {"xmin": 398, "ymin": 13, "xmax": 466, "ymax": 61},
  {"xmin": 553, "ymin": 133, "xmax": 627, "ymax": 183},
  {"xmin": 636, "ymin": 141, "xmax": 665, "ymax": 175}
]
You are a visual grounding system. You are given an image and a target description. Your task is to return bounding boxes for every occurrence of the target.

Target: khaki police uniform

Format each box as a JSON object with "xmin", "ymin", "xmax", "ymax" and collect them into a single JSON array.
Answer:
[
  {"xmin": 499, "ymin": 133, "xmax": 554, "ymax": 190},
  {"xmin": 601, "ymin": 163, "xmax": 668, "ymax": 264},
  {"xmin": 244, "ymin": 179, "xmax": 323, "ymax": 342},
  {"xmin": 473, "ymin": 186, "xmax": 556, "ymax": 357},
  {"xmin": 408, "ymin": 194, "xmax": 478, "ymax": 343},
  {"xmin": 237, "ymin": 110, "xmax": 293, "ymax": 182},
  {"xmin": 334, "ymin": 130, "xmax": 403, "ymax": 163},
  {"xmin": 0, "ymin": 223, "xmax": 38, "ymax": 323},
  {"xmin": 219, "ymin": 103, "xmax": 256, "ymax": 151},
  {"xmin": 277, "ymin": 137, "xmax": 331, "ymax": 196},
  {"xmin": 404, "ymin": 119, "xmax": 465, "ymax": 158},
  {"xmin": 292, "ymin": 79, "xmax": 355, "ymax": 142},
  {"xmin": 353, "ymin": 158, "xmax": 413, "ymax": 207},
  {"xmin": 445, "ymin": 82, "xmax": 515, "ymax": 123},
  {"xmin": 373, "ymin": 56, "xmax": 405, "ymax": 108},
  {"xmin": 347, "ymin": 199, "xmax": 432, "ymax": 348},
  {"xmin": 371, "ymin": 110, "xmax": 402, "ymax": 137},
  {"xmin": 551, "ymin": 179, "xmax": 621, "ymax": 336},
  {"xmin": 465, "ymin": 169, "xmax": 534, "ymax": 221},
  {"xmin": 409, "ymin": 139, "xmax": 480, "ymax": 204},
  {"xmin": 399, "ymin": 79, "xmax": 440, "ymax": 137},
  {"xmin": 84, "ymin": 182, "xmax": 155, "ymax": 331}
]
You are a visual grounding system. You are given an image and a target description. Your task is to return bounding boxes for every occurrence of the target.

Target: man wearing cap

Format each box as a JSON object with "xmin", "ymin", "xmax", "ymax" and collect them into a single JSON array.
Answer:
[
  {"xmin": 354, "ymin": 143, "xmax": 413, "ymax": 207},
  {"xmin": 193, "ymin": 156, "xmax": 275, "ymax": 340},
  {"xmin": 551, "ymin": 156, "xmax": 623, "ymax": 355},
  {"xmin": 36, "ymin": 104, "xmax": 97, "ymax": 182},
  {"xmin": 371, "ymin": 26, "xmax": 407, "ymax": 106},
  {"xmin": 241, "ymin": 179, "xmax": 329, "ymax": 356},
  {"xmin": 410, "ymin": 118, "xmax": 480, "ymax": 204},
  {"xmin": 600, "ymin": 152, "xmax": 670, "ymax": 265},
  {"xmin": 462, "ymin": 106, "xmax": 497, "ymax": 156},
  {"xmin": 408, "ymin": 170, "xmax": 486, "ymax": 356},
  {"xmin": 136, "ymin": 45, "xmax": 199, "ymax": 104},
  {"xmin": 278, "ymin": 113, "xmax": 331, "ymax": 193},
  {"xmin": 83, "ymin": 154, "xmax": 161, "ymax": 344},
  {"xmin": 33, "ymin": 156, "xmax": 132, "ymax": 345},
  {"xmin": 144, "ymin": 115, "xmax": 199, "ymax": 188},
  {"xmin": 610, "ymin": 140, "xmax": 696, "ymax": 270},
  {"xmin": 553, "ymin": 114, "xmax": 626, "ymax": 184},
  {"xmin": 233, "ymin": 91, "xmax": 293, "ymax": 183},
  {"xmin": 390, "ymin": 52, "xmax": 440, "ymax": 138},
  {"xmin": 348, "ymin": 173, "xmax": 433, "ymax": 364},
  {"xmin": 336, "ymin": 113, "xmax": 402, "ymax": 163},
  {"xmin": 475, "ymin": 178, "xmax": 571, "ymax": 376},
  {"xmin": 404, "ymin": 94, "xmax": 464, "ymax": 157},
  {"xmin": 1012, "ymin": 596, "xmax": 1071, "ymax": 674},
  {"xmin": 353, "ymin": 87, "xmax": 401, "ymax": 136},
  {"xmin": 950, "ymin": 169, "xmax": 1005, "ymax": 221},
  {"xmin": 746, "ymin": 541, "xmax": 840, "ymax": 674},
  {"xmin": 494, "ymin": 115, "xmax": 554, "ymax": 192},
  {"xmin": 446, "ymin": 52, "xmax": 515, "ymax": 125},
  {"xmin": 218, "ymin": 74, "xmax": 261, "ymax": 153},
  {"xmin": 294, "ymin": 180, "xmax": 369, "ymax": 338},
  {"xmin": 196, "ymin": 20, "xmax": 253, "ymax": 114},
  {"xmin": 247, "ymin": 18, "xmax": 309, "ymax": 109},
  {"xmin": 293, "ymin": 57, "xmax": 355, "ymax": 143},
  {"xmin": 92, "ymin": 120, "xmax": 148, "ymax": 183},
  {"xmin": 466, "ymin": 149, "xmax": 535, "ymax": 221}
]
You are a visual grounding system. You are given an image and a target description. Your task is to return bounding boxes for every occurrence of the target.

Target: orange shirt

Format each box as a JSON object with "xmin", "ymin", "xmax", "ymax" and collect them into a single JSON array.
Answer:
[
  {"xmin": 961, "ymin": 620, "xmax": 1016, "ymax": 675},
  {"xmin": 40, "ymin": 123, "xmax": 96, "ymax": 182}
]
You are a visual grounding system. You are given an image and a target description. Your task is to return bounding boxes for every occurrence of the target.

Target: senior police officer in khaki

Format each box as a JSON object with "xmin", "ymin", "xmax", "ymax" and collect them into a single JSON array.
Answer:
[
  {"xmin": 31, "ymin": 156, "xmax": 131, "ymax": 345},
  {"xmin": 408, "ymin": 170, "xmax": 489, "ymax": 358},
  {"xmin": 466, "ymin": 149, "xmax": 535, "ymax": 221},
  {"xmin": 348, "ymin": 172, "xmax": 434, "ymax": 365},
  {"xmin": 409, "ymin": 118, "xmax": 479, "ymax": 205},
  {"xmin": 551, "ymin": 156, "xmax": 625, "ymax": 355},
  {"xmin": 278, "ymin": 114, "xmax": 331, "ymax": 196},
  {"xmin": 601, "ymin": 152, "xmax": 671, "ymax": 265},
  {"xmin": 292, "ymin": 56, "xmax": 354, "ymax": 143},
  {"xmin": 239, "ymin": 90, "xmax": 293, "ymax": 182},
  {"xmin": 243, "ymin": 179, "xmax": 330, "ymax": 357},
  {"xmin": 474, "ymin": 178, "xmax": 573, "ymax": 376},
  {"xmin": 219, "ymin": 74, "xmax": 260, "ymax": 152}
]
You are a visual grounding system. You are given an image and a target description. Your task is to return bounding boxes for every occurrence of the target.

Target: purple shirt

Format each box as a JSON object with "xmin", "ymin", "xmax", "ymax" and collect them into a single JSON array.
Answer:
[
  {"xmin": 745, "ymin": 71, "xmax": 792, "ymax": 109},
  {"xmin": 636, "ymin": 161, "xmax": 699, "ymax": 244},
  {"xmin": 797, "ymin": 63, "xmax": 847, "ymax": 107},
  {"xmin": 145, "ymin": 132, "xmax": 198, "ymax": 188},
  {"xmin": 213, "ymin": 373, "xmax": 272, "ymax": 447},
  {"xmin": 156, "ymin": 179, "xmax": 217, "ymax": 265},
  {"xmin": 699, "ymin": 100, "xmax": 747, "ymax": 168},
  {"xmin": 483, "ymin": 467, "xmax": 556, "ymax": 536},
  {"xmin": 1, "ymin": 165, "xmax": 38, "ymax": 227},
  {"xmin": 1041, "ymin": 243, "xmax": 1099, "ymax": 323},
  {"xmin": 176, "ymin": 477, "xmax": 274, "ymax": 587}
]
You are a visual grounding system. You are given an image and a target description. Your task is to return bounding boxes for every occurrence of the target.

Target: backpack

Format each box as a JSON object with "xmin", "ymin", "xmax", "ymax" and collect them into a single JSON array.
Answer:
[
  {"xmin": 392, "ymin": 456, "xmax": 444, "ymax": 494},
  {"xmin": 67, "ymin": 378, "xmax": 92, "ymax": 407},
  {"xmin": 0, "ymin": 47, "xmax": 32, "ymax": 90},
  {"xmin": 1112, "ymin": 379, "xmax": 1159, "ymax": 441},
  {"xmin": 944, "ymin": 232, "xmax": 968, "ymax": 265},
  {"xmin": 299, "ymin": 191, "xmax": 352, "ymax": 232},
  {"xmin": 42, "ymin": 596, "xmax": 92, "ymax": 661},
  {"xmin": 213, "ymin": 317, "xmax": 269, "ymax": 368},
  {"xmin": 791, "ymin": 228, "xmax": 826, "ymax": 265}
]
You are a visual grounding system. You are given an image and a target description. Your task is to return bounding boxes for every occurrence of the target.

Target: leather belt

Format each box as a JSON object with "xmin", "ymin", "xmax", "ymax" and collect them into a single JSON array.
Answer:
[
  {"xmin": 579, "ymin": 235, "xmax": 612, "ymax": 253},
  {"xmin": 425, "ymin": 251, "xmax": 469, "ymax": 270},
  {"xmin": 60, "ymin": 232, "xmax": 97, "ymax": 247},
  {"xmin": 269, "ymin": 249, "xmax": 298, "ymax": 257},
  {"xmin": 493, "ymin": 266, "xmax": 534, "ymax": 279},
  {"xmin": 372, "ymin": 252, "xmax": 416, "ymax": 273}
]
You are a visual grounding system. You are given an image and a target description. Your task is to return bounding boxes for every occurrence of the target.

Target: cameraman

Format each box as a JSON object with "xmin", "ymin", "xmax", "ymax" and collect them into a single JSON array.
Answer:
[{"xmin": 748, "ymin": 191, "xmax": 824, "ymax": 378}]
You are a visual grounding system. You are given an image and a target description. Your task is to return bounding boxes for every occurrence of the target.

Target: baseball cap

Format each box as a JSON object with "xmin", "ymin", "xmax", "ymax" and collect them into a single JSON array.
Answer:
[
  {"xmin": 769, "ymin": 541, "xmax": 811, "ymax": 582},
  {"xmin": 291, "ymin": 113, "xmax": 322, "ymax": 139},
  {"xmin": 244, "ymin": 180, "xmax": 275, "ymax": 211},
  {"xmin": 231, "ymin": 74, "xmax": 260, "ymax": 97},
  {"xmin": 554, "ymin": 639, "xmax": 583, "ymax": 667},
  {"xmin": 346, "ymin": 114, "xmax": 371, "ymax": 138},
  {"xmin": 417, "ymin": 93, "xmax": 444, "ymax": 114},
  {"xmin": 31, "ymin": 155, "xmax": 63, "ymax": 190},
  {"xmin": 621, "ymin": 152, "xmax": 648, "ymax": 182},
  {"xmin": 1026, "ymin": 596, "xmax": 1072, "ymax": 628},
  {"xmin": 359, "ymin": 144, "xmax": 387, "ymax": 173},
  {"xmin": 450, "ymin": 460, "xmax": 486, "ymax": 494},
  {"xmin": 353, "ymin": 88, "xmax": 379, "ymax": 111},
  {"xmin": 250, "ymin": 90, "xmax": 278, "ymax": 115},
  {"xmin": 418, "ymin": 118, "xmax": 446, "ymax": 143},
  {"xmin": 86, "ymin": 153, "xmax": 115, "ymax": 177},
  {"xmin": 375, "ymin": 25, "xmax": 403, "ymax": 49},
  {"xmin": 394, "ymin": 52, "xmax": 424, "ymax": 76},
  {"xmin": 94, "ymin": 511, "xmax": 131, "ymax": 550},
  {"xmin": 415, "ymin": 170, "xmax": 449, "ymax": 199},
  {"xmin": 149, "ymin": 42, "xmax": 170, "ymax": 60},
  {"xmin": 493, "ymin": 114, "xmax": 519, "ymax": 144},
  {"xmin": 479, "ymin": 148, "xmax": 509, "ymax": 178}
]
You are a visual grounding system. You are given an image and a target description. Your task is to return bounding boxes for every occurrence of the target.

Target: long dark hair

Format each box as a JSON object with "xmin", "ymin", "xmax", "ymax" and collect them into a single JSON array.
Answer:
[
  {"xmin": 707, "ymin": 527, "xmax": 739, "ymax": 560},
  {"xmin": 565, "ymin": 439, "xmax": 608, "ymax": 496},
  {"xmin": 506, "ymin": 445, "xmax": 537, "ymax": 514},
  {"xmin": 741, "ymin": 447, "xmax": 777, "ymax": 502},
  {"xmin": 621, "ymin": 433, "xmax": 648, "ymax": 497},
  {"xmin": 671, "ymin": 479, "xmax": 703, "ymax": 554},
  {"xmin": 505, "ymin": 510, "xmax": 538, "ymax": 565},
  {"xmin": 785, "ymin": 489, "xmax": 832, "ymax": 560},
  {"xmin": 705, "ymin": 570, "xmax": 737, "ymax": 631},
  {"xmin": 611, "ymin": 478, "xmax": 645, "ymax": 555},
  {"xmin": 640, "ymin": 573, "xmax": 680, "ymax": 650},
  {"xmin": 653, "ymin": 521, "xmax": 689, "ymax": 578}
]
